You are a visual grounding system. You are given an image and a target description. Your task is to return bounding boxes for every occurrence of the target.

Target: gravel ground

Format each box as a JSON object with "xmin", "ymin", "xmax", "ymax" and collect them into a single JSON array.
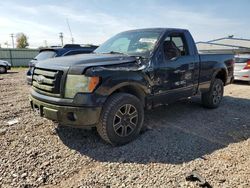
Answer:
[{"xmin": 0, "ymin": 68, "xmax": 249, "ymax": 188}]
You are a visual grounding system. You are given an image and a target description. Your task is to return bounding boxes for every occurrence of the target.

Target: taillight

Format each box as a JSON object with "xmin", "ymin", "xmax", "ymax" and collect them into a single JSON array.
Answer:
[{"xmin": 243, "ymin": 60, "xmax": 250, "ymax": 70}]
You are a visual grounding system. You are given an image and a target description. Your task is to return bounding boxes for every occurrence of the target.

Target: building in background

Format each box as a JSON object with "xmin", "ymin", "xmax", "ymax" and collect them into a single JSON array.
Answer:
[{"xmin": 197, "ymin": 36, "xmax": 250, "ymax": 54}]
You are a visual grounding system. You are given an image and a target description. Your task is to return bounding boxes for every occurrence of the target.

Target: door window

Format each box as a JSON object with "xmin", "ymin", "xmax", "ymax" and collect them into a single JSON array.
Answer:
[{"xmin": 163, "ymin": 34, "xmax": 189, "ymax": 60}]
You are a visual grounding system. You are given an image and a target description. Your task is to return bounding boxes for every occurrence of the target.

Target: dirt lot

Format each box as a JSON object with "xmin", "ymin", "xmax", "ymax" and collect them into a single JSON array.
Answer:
[{"xmin": 0, "ymin": 68, "xmax": 249, "ymax": 188}]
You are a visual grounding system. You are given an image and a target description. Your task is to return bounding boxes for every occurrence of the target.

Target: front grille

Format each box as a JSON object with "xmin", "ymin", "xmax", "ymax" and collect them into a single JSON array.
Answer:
[{"xmin": 32, "ymin": 68, "xmax": 63, "ymax": 96}]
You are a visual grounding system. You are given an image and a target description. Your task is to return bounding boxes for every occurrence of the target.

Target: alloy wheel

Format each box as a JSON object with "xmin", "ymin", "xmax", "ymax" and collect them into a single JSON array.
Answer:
[
  {"xmin": 113, "ymin": 104, "xmax": 138, "ymax": 137},
  {"xmin": 212, "ymin": 83, "xmax": 223, "ymax": 104}
]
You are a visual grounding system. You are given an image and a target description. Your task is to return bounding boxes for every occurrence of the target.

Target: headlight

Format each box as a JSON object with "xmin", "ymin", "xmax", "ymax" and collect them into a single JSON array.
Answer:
[{"xmin": 64, "ymin": 75, "xmax": 100, "ymax": 98}]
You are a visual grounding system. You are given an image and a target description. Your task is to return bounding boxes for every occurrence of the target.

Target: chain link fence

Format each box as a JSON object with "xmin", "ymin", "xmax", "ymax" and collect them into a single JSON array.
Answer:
[{"xmin": 0, "ymin": 48, "xmax": 39, "ymax": 66}]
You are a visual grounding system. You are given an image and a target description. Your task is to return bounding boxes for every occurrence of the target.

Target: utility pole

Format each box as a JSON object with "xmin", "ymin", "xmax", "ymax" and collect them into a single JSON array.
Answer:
[
  {"xmin": 10, "ymin": 33, "xmax": 14, "ymax": 48},
  {"xmin": 59, "ymin": 32, "xmax": 64, "ymax": 46}
]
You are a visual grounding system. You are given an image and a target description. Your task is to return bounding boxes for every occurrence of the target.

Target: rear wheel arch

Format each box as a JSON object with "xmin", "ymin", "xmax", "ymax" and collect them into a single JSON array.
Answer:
[{"xmin": 214, "ymin": 68, "xmax": 227, "ymax": 85}]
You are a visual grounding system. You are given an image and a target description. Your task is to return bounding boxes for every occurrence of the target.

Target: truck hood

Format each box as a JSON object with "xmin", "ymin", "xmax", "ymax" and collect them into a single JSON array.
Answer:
[{"xmin": 35, "ymin": 53, "xmax": 140, "ymax": 73}]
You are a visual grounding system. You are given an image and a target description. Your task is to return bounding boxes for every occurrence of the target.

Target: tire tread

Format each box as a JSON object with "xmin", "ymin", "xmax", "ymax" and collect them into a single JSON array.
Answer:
[{"xmin": 202, "ymin": 78, "xmax": 224, "ymax": 109}]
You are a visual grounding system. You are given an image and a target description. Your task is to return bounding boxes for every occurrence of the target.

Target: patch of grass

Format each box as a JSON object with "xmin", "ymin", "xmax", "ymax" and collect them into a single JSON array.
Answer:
[{"xmin": 12, "ymin": 67, "xmax": 28, "ymax": 70}]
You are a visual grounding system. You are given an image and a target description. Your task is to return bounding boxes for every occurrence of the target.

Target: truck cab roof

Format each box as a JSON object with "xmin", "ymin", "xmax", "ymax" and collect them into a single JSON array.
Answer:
[{"xmin": 122, "ymin": 28, "xmax": 188, "ymax": 32}]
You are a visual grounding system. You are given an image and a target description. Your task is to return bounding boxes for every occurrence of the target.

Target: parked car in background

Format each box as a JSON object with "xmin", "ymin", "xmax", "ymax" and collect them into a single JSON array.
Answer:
[
  {"xmin": 29, "ymin": 28, "xmax": 234, "ymax": 145},
  {"xmin": 0, "ymin": 60, "xmax": 11, "ymax": 74},
  {"xmin": 234, "ymin": 54, "xmax": 250, "ymax": 84},
  {"xmin": 26, "ymin": 44, "xmax": 98, "ymax": 84}
]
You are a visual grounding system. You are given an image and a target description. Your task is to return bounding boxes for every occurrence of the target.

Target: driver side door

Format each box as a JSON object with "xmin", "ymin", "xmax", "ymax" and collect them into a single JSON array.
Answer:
[{"xmin": 152, "ymin": 32, "xmax": 198, "ymax": 104}]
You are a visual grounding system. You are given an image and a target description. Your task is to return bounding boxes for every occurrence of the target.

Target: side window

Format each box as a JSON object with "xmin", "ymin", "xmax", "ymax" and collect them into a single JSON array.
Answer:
[
  {"xmin": 163, "ymin": 34, "xmax": 189, "ymax": 60},
  {"xmin": 172, "ymin": 37, "xmax": 184, "ymax": 52}
]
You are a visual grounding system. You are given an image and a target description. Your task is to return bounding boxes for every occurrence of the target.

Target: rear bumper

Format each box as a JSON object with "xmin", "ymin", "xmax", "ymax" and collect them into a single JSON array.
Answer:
[
  {"xmin": 30, "ymin": 96, "xmax": 102, "ymax": 127},
  {"xmin": 234, "ymin": 70, "xmax": 250, "ymax": 81}
]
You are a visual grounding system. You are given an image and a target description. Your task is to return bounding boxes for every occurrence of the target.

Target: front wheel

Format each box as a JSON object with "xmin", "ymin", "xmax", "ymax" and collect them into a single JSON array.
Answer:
[
  {"xmin": 202, "ymin": 78, "xmax": 224, "ymax": 109},
  {"xmin": 0, "ymin": 66, "xmax": 6, "ymax": 74},
  {"xmin": 96, "ymin": 93, "xmax": 144, "ymax": 146}
]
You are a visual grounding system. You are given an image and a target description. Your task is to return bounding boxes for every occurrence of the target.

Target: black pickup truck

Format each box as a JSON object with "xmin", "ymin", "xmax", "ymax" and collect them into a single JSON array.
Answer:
[{"xmin": 30, "ymin": 28, "xmax": 234, "ymax": 145}]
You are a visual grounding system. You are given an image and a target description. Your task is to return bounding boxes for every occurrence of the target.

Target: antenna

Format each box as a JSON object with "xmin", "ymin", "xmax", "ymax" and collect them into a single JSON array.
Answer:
[{"xmin": 66, "ymin": 18, "xmax": 74, "ymax": 44}]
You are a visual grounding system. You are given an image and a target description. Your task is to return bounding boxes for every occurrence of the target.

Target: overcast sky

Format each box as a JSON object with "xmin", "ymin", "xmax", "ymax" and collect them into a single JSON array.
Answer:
[{"xmin": 0, "ymin": 0, "xmax": 249, "ymax": 48}]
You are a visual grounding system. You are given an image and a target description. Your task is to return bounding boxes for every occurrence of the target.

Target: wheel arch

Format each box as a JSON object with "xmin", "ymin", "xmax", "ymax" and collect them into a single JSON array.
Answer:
[
  {"xmin": 213, "ymin": 68, "xmax": 228, "ymax": 86},
  {"xmin": 109, "ymin": 83, "xmax": 147, "ymax": 107}
]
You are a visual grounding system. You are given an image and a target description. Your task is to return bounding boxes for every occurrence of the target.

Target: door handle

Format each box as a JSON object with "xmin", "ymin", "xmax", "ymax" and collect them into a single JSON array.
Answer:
[
  {"xmin": 189, "ymin": 63, "xmax": 195, "ymax": 70},
  {"xmin": 174, "ymin": 70, "xmax": 186, "ymax": 74}
]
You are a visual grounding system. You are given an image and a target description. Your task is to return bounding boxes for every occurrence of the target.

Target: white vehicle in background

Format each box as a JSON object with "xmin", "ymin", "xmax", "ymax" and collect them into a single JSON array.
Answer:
[
  {"xmin": 0, "ymin": 60, "xmax": 11, "ymax": 74},
  {"xmin": 234, "ymin": 54, "xmax": 250, "ymax": 84}
]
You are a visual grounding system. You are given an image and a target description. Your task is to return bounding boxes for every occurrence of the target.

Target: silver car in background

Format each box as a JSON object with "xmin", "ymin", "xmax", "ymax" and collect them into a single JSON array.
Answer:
[{"xmin": 234, "ymin": 54, "xmax": 250, "ymax": 84}]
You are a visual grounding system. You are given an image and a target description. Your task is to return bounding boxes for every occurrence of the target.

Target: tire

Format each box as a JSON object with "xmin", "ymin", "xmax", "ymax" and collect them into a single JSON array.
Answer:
[
  {"xmin": 0, "ymin": 66, "xmax": 6, "ymax": 74},
  {"xmin": 96, "ymin": 93, "xmax": 144, "ymax": 146},
  {"xmin": 202, "ymin": 78, "xmax": 224, "ymax": 109}
]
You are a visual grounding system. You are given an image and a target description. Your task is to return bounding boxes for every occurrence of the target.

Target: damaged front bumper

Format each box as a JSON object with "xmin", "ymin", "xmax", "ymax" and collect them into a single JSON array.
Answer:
[{"xmin": 29, "ymin": 96, "xmax": 102, "ymax": 127}]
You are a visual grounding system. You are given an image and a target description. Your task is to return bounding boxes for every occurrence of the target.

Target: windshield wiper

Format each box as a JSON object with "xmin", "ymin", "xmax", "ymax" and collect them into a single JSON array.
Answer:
[
  {"xmin": 106, "ymin": 51, "xmax": 128, "ymax": 55},
  {"xmin": 109, "ymin": 51, "xmax": 123, "ymax": 54},
  {"xmin": 100, "ymin": 51, "xmax": 145, "ymax": 59}
]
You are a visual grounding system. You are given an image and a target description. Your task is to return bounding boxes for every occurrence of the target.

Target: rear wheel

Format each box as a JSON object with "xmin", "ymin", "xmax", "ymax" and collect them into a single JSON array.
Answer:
[
  {"xmin": 202, "ymin": 78, "xmax": 224, "ymax": 109},
  {"xmin": 96, "ymin": 93, "xmax": 144, "ymax": 146},
  {"xmin": 0, "ymin": 66, "xmax": 6, "ymax": 74}
]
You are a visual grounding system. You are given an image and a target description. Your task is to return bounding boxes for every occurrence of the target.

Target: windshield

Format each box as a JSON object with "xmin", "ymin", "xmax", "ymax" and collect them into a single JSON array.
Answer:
[
  {"xmin": 34, "ymin": 50, "xmax": 56, "ymax": 61},
  {"xmin": 95, "ymin": 30, "xmax": 163, "ymax": 58}
]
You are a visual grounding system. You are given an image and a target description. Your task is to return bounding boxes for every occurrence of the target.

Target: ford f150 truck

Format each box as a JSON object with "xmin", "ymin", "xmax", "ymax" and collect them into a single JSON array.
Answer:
[{"xmin": 30, "ymin": 28, "xmax": 234, "ymax": 145}]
